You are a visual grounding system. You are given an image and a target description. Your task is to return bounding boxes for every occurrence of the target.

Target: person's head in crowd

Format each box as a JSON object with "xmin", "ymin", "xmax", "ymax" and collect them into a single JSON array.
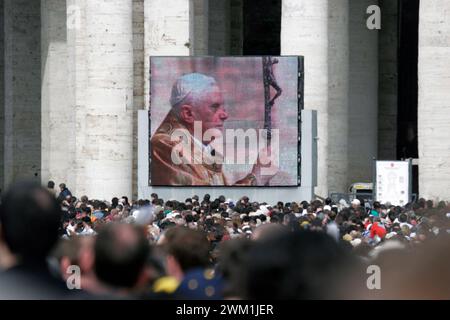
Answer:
[
  {"xmin": 99, "ymin": 201, "xmax": 108, "ymax": 212},
  {"xmin": 217, "ymin": 238, "xmax": 253, "ymax": 299},
  {"xmin": 165, "ymin": 200, "xmax": 174, "ymax": 210},
  {"xmin": 94, "ymin": 223, "xmax": 150, "ymax": 293},
  {"xmin": 0, "ymin": 181, "xmax": 69, "ymax": 299},
  {"xmin": 0, "ymin": 181, "xmax": 61, "ymax": 263},
  {"xmin": 92, "ymin": 200, "xmax": 100, "ymax": 211},
  {"xmin": 372, "ymin": 201, "xmax": 382, "ymax": 215},
  {"xmin": 159, "ymin": 221, "xmax": 176, "ymax": 232},
  {"xmin": 106, "ymin": 208, "xmax": 119, "ymax": 221},
  {"xmin": 282, "ymin": 206, "xmax": 291, "ymax": 214},
  {"xmin": 328, "ymin": 206, "xmax": 338, "ymax": 221},
  {"xmin": 417, "ymin": 198, "xmax": 426, "ymax": 209},
  {"xmin": 210, "ymin": 199, "xmax": 220, "ymax": 211},
  {"xmin": 354, "ymin": 210, "xmax": 364, "ymax": 222},
  {"xmin": 207, "ymin": 224, "xmax": 226, "ymax": 260},
  {"xmin": 399, "ymin": 213, "xmax": 408, "ymax": 223},
  {"xmin": 311, "ymin": 199, "xmax": 324, "ymax": 213},
  {"xmin": 270, "ymin": 215, "xmax": 280, "ymax": 224},
  {"xmin": 283, "ymin": 213, "xmax": 298, "ymax": 231},
  {"xmin": 310, "ymin": 218, "xmax": 324, "ymax": 231},
  {"xmin": 351, "ymin": 198, "xmax": 361, "ymax": 210},
  {"xmin": 47, "ymin": 181, "xmax": 55, "ymax": 191},
  {"xmin": 242, "ymin": 215, "xmax": 250, "ymax": 224},
  {"xmin": 59, "ymin": 183, "xmax": 66, "ymax": 192},
  {"xmin": 137, "ymin": 199, "xmax": 145, "ymax": 207},
  {"xmin": 252, "ymin": 223, "xmax": 287, "ymax": 241},
  {"xmin": 290, "ymin": 202, "xmax": 299, "ymax": 213},
  {"xmin": 437, "ymin": 201, "xmax": 447, "ymax": 210},
  {"xmin": 162, "ymin": 227, "xmax": 211, "ymax": 282},
  {"xmin": 301, "ymin": 201, "xmax": 309, "ymax": 210},
  {"xmin": 241, "ymin": 230, "xmax": 355, "ymax": 299},
  {"xmin": 120, "ymin": 196, "xmax": 129, "ymax": 207},
  {"xmin": 111, "ymin": 197, "xmax": 119, "ymax": 208},
  {"xmin": 80, "ymin": 195, "xmax": 88, "ymax": 204},
  {"xmin": 387, "ymin": 210, "xmax": 396, "ymax": 223},
  {"xmin": 46, "ymin": 181, "xmax": 57, "ymax": 199},
  {"xmin": 51, "ymin": 236, "xmax": 100, "ymax": 292}
]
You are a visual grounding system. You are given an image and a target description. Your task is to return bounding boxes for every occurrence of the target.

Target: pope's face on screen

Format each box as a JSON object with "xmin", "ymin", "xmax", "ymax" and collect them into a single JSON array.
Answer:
[{"xmin": 179, "ymin": 85, "xmax": 228, "ymax": 139}]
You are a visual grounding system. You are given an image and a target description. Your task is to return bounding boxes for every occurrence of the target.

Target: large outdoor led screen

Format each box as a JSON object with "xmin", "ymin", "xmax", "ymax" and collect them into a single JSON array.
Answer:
[{"xmin": 149, "ymin": 56, "xmax": 302, "ymax": 186}]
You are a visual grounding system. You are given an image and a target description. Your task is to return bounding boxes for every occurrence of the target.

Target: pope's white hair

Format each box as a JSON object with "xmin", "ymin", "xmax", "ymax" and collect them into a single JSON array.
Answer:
[{"xmin": 170, "ymin": 73, "xmax": 219, "ymax": 111}]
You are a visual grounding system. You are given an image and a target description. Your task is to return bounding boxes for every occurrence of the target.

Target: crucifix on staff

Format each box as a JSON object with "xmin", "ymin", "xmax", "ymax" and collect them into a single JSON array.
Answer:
[{"xmin": 262, "ymin": 56, "xmax": 283, "ymax": 140}]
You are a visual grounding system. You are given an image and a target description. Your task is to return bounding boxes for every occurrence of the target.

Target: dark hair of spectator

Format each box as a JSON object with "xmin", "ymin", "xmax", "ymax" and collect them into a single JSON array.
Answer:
[
  {"xmin": 164, "ymin": 227, "xmax": 211, "ymax": 272},
  {"xmin": 94, "ymin": 223, "xmax": 150, "ymax": 288},
  {"xmin": 0, "ymin": 181, "xmax": 62, "ymax": 261}
]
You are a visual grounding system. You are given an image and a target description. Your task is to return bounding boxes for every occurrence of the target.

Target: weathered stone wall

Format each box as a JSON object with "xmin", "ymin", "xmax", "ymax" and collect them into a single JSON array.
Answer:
[
  {"xmin": 378, "ymin": 0, "xmax": 398, "ymax": 160},
  {"xmin": 347, "ymin": 0, "xmax": 379, "ymax": 185},
  {"xmin": 191, "ymin": 0, "xmax": 208, "ymax": 55},
  {"xmin": 328, "ymin": 0, "xmax": 349, "ymax": 193},
  {"xmin": 209, "ymin": 0, "xmax": 230, "ymax": 55},
  {"xmin": 132, "ymin": 0, "xmax": 145, "ymax": 198},
  {"xmin": 230, "ymin": 0, "xmax": 243, "ymax": 55},
  {"xmin": 66, "ymin": 0, "xmax": 134, "ymax": 199},
  {"xmin": 418, "ymin": 0, "xmax": 450, "ymax": 200},
  {"xmin": 281, "ymin": 0, "xmax": 329, "ymax": 197},
  {"xmin": 281, "ymin": 0, "xmax": 353, "ymax": 196},
  {"xmin": 41, "ymin": 0, "xmax": 73, "ymax": 189},
  {"xmin": 0, "ymin": 0, "xmax": 4, "ymax": 189},
  {"xmin": 3, "ymin": 0, "xmax": 41, "ymax": 188}
]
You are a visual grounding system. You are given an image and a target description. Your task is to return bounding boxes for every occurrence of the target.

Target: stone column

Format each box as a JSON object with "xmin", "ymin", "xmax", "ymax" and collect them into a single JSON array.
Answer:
[
  {"xmin": 328, "ymin": 0, "xmax": 349, "ymax": 193},
  {"xmin": 41, "ymin": 0, "xmax": 73, "ymax": 188},
  {"xmin": 378, "ymin": 0, "xmax": 398, "ymax": 160},
  {"xmin": 191, "ymin": 0, "xmax": 209, "ymax": 55},
  {"xmin": 281, "ymin": 0, "xmax": 350, "ymax": 197},
  {"xmin": 132, "ymin": 0, "xmax": 145, "ymax": 198},
  {"xmin": 144, "ymin": 0, "xmax": 190, "ymax": 109},
  {"xmin": 66, "ymin": 0, "xmax": 134, "ymax": 200},
  {"xmin": 0, "ymin": 0, "xmax": 4, "ymax": 189},
  {"xmin": 3, "ymin": 0, "xmax": 41, "ymax": 188},
  {"xmin": 418, "ymin": 0, "xmax": 450, "ymax": 200},
  {"xmin": 133, "ymin": 0, "xmax": 145, "ymax": 113},
  {"xmin": 230, "ymin": 0, "xmax": 243, "ymax": 55},
  {"xmin": 348, "ymin": 0, "xmax": 379, "ymax": 184},
  {"xmin": 208, "ymin": 0, "xmax": 230, "ymax": 55}
]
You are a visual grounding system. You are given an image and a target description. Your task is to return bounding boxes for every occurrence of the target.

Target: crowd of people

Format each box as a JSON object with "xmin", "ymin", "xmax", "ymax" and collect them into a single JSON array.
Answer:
[{"xmin": 0, "ymin": 180, "xmax": 449, "ymax": 299}]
